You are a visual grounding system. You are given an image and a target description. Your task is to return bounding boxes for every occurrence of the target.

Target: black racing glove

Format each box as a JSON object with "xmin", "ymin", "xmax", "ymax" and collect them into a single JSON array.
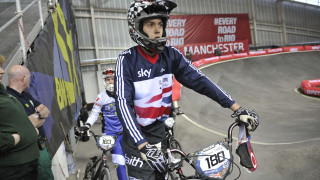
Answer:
[
  {"xmin": 140, "ymin": 143, "xmax": 167, "ymax": 172},
  {"xmin": 232, "ymin": 107, "xmax": 259, "ymax": 131},
  {"xmin": 76, "ymin": 123, "xmax": 91, "ymax": 142},
  {"xmin": 79, "ymin": 123, "xmax": 91, "ymax": 133}
]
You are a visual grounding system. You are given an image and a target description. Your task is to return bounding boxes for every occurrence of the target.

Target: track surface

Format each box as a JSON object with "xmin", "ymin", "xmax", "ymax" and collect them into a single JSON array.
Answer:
[
  {"xmin": 176, "ymin": 51, "xmax": 320, "ymax": 179},
  {"xmin": 70, "ymin": 51, "xmax": 320, "ymax": 180}
]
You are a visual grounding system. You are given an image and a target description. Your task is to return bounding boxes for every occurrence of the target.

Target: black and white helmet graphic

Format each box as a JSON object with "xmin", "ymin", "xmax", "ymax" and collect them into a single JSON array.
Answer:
[{"xmin": 127, "ymin": 0, "xmax": 177, "ymax": 53}]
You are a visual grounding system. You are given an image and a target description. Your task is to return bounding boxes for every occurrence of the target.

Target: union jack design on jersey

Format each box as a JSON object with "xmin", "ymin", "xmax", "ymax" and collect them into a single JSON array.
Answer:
[{"xmin": 133, "ymin": 74, "xmax": 173, "ymax": 126}]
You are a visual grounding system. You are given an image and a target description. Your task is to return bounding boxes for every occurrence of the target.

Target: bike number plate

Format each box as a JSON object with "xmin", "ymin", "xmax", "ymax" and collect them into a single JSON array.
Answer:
[
  {"xmin": 165, "ymin": 117, "xmax": 175, "ymax": 128},
  {"xmin": 194, "ymin": 142, "xmax": 232, "ymax": 179},
  {"xmin": 98, "ymin": 135, "xmax": 115, "ymax": 150}
]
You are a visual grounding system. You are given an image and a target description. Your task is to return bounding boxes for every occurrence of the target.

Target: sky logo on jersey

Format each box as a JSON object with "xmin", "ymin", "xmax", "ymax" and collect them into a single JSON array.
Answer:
[{"xmin": 138, "ymin": 68, "xmax": 151, "ymax": 78}]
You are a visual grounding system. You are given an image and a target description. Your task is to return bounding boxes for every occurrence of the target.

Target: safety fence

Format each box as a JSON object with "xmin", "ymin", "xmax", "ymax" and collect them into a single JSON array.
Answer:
[{"xmin": 192, "ymin": 44, "xmax": 320, "ymax": 68}]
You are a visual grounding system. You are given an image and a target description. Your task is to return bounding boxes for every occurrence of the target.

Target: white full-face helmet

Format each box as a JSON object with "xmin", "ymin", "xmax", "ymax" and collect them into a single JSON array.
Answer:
[
  {"xmin": 127, "ymin": 0, "xmax": 177, "ymax": 53},
  {"xmin": 102, "ymin": 68, "xmax": 115, "ymax": 92}
]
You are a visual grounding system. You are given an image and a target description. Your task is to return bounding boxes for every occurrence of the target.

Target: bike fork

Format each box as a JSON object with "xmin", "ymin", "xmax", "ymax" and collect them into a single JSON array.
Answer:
[{"xmin": 102, "ymin": 154, "xmax": 109, "ymax": 169}]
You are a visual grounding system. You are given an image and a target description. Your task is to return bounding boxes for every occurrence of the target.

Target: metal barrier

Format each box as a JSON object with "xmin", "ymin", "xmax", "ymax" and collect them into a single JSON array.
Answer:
[
  {"xmin": 0, "ymin": 0, "xmax": 53, "ymax": 84},
  {"xmin": 0, "ymin": 0, "xmax": 54, "ymax": 85}
]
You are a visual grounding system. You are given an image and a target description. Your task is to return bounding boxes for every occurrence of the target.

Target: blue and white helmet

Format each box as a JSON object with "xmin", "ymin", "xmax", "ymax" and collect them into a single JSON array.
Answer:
[{"xmin": 127, "ymin": 0, "xmax": 177, "ymax": 53}]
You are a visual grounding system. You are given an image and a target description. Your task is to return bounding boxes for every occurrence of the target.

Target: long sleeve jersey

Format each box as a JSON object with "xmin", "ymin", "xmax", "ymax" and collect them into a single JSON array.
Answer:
[
  {"xmin": 86, "ymin": 90, "xmax": 122, "ymax": 135},
  {"xmin": 115, "ymin": 45, "xmax": 235, "ymax": 146}
]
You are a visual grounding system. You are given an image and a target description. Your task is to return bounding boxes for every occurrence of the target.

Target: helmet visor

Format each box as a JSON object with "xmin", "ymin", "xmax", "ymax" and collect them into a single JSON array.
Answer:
[{"xmin": 140, "ymin": 1, "xmax": 176, "ymax": 15}]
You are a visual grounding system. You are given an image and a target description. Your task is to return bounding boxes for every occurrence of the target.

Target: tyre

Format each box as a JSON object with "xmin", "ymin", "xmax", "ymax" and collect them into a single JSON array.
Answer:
[
  {"xmin": 169, "ymin": 138, "xmax": 182, "ymax": 150},
  {"xmin": 84, "ymin": 162, "xmax": 95, "ymax": 180},
  {"xmin": 169, "ymin": 139, "xmax": 183, "ymax": 163},
  {"xmin": 99, "ymin": 168, "xmax": 111, "ymax": 180},
  {"xmin": 168, "ymin": 147, "xmax": 184, "ymax": 180}
]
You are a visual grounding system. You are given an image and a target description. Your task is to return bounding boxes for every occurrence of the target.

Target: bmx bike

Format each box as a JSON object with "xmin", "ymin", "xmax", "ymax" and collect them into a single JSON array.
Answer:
[
  {"xmin": 166, "ymin": 119, "xmax": 257, "ymax": 180},
  {"xmin": 75, "ymin": 128, "xmax": 121, "ymax": 180}
]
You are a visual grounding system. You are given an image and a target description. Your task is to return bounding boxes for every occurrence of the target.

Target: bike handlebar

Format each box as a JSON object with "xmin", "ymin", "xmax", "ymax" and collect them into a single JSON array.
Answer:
[
  {"xmin": 75, "ymin": 127, "xmax": 122, "ymax": 143},
  {"xmin": 75, "ymin": 128, "xmax": 123, "ymax": 152},
  {"xmin": 167, "ymin": 119, "xmax": 246, "ymax": 179}
]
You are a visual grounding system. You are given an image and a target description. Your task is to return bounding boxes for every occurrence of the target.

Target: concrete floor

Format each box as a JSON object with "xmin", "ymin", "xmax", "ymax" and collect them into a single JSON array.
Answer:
[{"xmin": 69, "ymin": 51, "xmax": 320, "ymax": 180}]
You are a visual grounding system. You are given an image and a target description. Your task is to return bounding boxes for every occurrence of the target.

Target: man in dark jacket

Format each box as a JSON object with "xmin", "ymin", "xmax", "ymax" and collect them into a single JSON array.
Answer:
[
  {"xmin": 0, "ymin": 54, "xmax": 39, "ymax": 180},
  {"xmin": 6, "ymin": 65, "xmax": 54, "ymax": 180}
]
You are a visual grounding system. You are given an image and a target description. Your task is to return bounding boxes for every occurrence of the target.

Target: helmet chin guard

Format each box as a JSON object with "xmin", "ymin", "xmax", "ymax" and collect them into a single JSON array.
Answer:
[
  {"xmin": 106, "ymin": 84, "xmax": 114, "ymax": 93},
  {"xmin": 127, "ymin": 0, "xmax": 177, "ymax": 53},
  {"xmin": 102, "ymin": 68, "xmax": 115, "ymax": 91}
]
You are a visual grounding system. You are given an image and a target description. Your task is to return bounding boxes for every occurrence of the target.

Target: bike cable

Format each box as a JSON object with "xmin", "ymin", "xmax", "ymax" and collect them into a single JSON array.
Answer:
[{"xmin": 232, "ymin": 162, "xmax": 241, "ymax": 180}]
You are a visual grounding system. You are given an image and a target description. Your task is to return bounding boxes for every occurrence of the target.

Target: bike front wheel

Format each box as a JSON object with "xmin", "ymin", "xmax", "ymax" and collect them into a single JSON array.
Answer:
[
  {"xmin": 99, "ymin": 168, "xmax": 111, "ymax": 180},
  {"xmin": 169, "ymin": 138, "xmax": 182, "ymax": 150},
  {"xmin": 84, "ymin": 162, "xmax": 95, "ymax": 180}
]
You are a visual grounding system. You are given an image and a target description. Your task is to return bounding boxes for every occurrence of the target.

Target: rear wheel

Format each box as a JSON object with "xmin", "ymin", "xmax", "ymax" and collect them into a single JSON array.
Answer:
[{"xmin": 99, "ymin": 168, "xmax": 111, "ymax": 180}]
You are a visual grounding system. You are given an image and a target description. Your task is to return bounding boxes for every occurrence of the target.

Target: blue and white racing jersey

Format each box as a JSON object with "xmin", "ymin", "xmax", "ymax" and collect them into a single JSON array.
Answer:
[
  {"xmin": 86, "ymin": 90, "xmax": 122, "ymax": 135},
  {"xmin": 115, "ymin": 45, "xmax": 235, "ymax": 146}
]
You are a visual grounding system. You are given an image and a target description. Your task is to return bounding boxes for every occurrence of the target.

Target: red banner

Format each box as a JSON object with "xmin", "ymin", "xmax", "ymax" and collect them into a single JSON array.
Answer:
[
  {"xmin": 175, "ymin": 40, "xmax": 249, "ymax": 60},
  {"xmin": 167, "ymin": 14, "xmax": 251, "ymax": 60}
]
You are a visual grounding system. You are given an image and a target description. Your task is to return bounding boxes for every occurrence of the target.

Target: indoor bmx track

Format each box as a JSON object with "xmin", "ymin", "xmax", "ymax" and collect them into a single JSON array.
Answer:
[
  {"xmin": 175, "ymin": 51, "xmax": 320, "ymax": 180},
  {"xmin": 70, "ymin": 51, "xmax": 320, "ymax": 180}
]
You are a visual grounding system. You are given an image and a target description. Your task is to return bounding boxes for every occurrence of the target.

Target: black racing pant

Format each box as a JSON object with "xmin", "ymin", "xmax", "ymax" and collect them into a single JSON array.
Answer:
[{"xmin": 123, "ymin": 120, "xmax": 168, "ymax": 180}]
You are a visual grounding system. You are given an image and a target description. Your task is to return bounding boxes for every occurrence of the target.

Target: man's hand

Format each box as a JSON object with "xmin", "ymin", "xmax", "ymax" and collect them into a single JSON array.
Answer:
[
  {"xmin": 29, "ymin": 114, "xmax": 45, "ymax": 128},
  {"xmin": 12, "ymin": 134, "xmax": 20, "ymax": 145},
  {"xmin": 140, "ymin": 143, "xmax": 167, "ymax": 172},
  {"xmin": 232, "ymin": 107, "xmax": 259, "ymax": 131},
  {"xmin": 34, "ymin": 127, "xmax": 39, "ymax": 135},
  {"xmin": 35, "ymin": 104, "xmax": 50, "ymax": 119}
]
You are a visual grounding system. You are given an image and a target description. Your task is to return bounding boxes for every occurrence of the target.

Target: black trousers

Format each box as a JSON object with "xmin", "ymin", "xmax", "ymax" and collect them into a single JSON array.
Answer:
[
  {"xmin": 123, "ymin": 120, "xmax": 168, "ymax": 180},
  {"xmin": 0, "ymin": 159, "xmax": 38, "ymax": 180}
]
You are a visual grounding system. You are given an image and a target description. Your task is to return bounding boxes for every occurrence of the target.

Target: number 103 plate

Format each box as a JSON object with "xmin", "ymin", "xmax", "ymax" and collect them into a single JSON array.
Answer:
[{"xmin": 194, "ymin": 142, "xmax": 232, "ymax": 180}]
